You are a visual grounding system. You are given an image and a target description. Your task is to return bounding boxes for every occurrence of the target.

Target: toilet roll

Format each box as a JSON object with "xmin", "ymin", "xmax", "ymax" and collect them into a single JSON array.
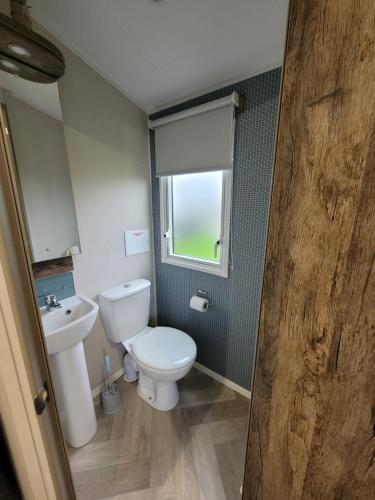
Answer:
[{"xmin": 190, "ymin": 295, "xmax": 209, "ymax": 313}]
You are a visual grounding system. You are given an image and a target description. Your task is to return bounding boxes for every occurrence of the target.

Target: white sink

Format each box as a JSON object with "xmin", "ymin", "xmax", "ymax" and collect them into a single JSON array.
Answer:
[
  {"xmin": 41, "ymin": 294, "xmax": 98, "ymax": 448},
  {"xmin": 41, "ymin": 294, "xmax": 98, "ymax": 355}
]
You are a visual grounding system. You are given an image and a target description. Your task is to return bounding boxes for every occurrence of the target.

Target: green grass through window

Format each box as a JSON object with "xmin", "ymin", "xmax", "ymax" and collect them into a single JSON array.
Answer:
[{"xmin": 173, "ymin": 234, "xmax": 220, "ymax": 262}]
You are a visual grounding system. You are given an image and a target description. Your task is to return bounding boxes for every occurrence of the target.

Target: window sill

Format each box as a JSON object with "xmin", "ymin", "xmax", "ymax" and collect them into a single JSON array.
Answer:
[{"xmin": 161, "ymin": 254, "xmax": 229, "ymax": 278}]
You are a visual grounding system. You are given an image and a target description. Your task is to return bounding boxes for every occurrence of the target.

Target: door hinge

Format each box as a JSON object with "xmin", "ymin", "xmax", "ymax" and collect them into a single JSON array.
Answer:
[{"xmin": 34, "ymin": 382, "xmax": 49, "ymax": 415}]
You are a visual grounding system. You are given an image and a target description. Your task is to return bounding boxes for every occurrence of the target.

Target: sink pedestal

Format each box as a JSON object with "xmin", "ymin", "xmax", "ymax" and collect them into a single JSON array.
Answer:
[{"xmin": 50, "ymin": 341, "xmax": 97, "ymax": 448}]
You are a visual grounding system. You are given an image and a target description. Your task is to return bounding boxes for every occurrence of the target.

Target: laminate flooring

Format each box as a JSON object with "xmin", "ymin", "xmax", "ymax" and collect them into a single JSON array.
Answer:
[{"xmin": 68, "ymin": 368, "xmax": 249, "ymax": 500}]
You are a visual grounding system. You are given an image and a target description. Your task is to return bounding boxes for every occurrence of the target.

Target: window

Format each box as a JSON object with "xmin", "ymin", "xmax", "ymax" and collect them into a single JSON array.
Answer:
[
  {"xmin": 160, "ymin": 170, "xmax": 232, "ymax": 277},
  {"xmin": 151, "ymin": 92, "xmax": 239, "ymax": 277}
]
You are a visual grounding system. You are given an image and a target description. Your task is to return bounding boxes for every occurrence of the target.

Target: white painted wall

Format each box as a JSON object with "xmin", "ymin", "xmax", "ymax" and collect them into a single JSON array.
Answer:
[
  {"xmin": 57, "ymin": 47, "xmax": 156, "ymax": 390},
  {"xmin": 0, "ymin": 0, "xmax": 155, "ymax": 390}
]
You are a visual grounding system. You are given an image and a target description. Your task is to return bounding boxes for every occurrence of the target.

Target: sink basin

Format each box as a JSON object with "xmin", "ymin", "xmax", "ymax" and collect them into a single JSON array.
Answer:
[
  {"xmin": 41, "ymin": 294, "xmax": 98, "ymax": 355},
  {"xmin": 40, "ymin": 294, "xmax": 98, "ymax": 448}
]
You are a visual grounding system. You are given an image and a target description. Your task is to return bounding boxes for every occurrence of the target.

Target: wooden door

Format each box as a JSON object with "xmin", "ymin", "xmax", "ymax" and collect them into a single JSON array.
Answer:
[
  {"xmin": 0, "ymin": 104, "xmax": 75, "ymax": 499},
  {"xmin": 244, "ymin": 0, "xmax": 375, "ymax": 498}
]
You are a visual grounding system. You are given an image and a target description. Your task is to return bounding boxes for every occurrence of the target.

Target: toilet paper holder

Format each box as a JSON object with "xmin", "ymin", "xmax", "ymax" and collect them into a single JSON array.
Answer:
[{"xmin": 197, "ymin": 289, "xmax": 213, "ymax": 306}]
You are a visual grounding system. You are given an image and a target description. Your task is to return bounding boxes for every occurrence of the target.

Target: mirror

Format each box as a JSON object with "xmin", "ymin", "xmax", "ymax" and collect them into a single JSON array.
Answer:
[{"xmin": 0, "ymin": 72, "xmax": 81, "ymax": 262}]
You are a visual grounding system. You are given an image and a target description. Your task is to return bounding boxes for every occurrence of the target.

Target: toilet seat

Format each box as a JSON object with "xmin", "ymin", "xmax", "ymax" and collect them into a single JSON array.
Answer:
[{"xmin": 131, "ymin": 326, "xmax": 196, "ymax": 372}]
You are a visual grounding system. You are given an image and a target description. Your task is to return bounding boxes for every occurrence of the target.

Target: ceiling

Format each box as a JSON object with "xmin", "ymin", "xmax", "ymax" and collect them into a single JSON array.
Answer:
[{"xmin": 30, "ymin": 0, "xmax": 289, "ymax": 113}]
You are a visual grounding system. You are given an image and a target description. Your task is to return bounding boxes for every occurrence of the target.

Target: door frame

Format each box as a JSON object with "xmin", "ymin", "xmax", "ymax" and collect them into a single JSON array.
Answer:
[{"xmin": 0, "ymin": 104, "xmax": 75, "ymax": 499}]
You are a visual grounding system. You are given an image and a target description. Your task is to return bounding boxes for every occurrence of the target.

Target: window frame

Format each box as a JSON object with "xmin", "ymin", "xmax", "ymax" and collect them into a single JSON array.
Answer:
[{"xmin": 159, "ymin": 170, "xmax": 232, "ymax": 278}]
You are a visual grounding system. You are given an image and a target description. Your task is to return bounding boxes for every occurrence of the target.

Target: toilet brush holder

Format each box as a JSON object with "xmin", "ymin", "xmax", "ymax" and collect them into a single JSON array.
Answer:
[{"xmin": 101, "ymin": 383, "xmax": 121, "ymax": 415}]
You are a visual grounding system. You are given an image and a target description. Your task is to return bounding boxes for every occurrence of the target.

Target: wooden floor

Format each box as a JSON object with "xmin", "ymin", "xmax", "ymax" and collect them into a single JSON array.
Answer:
[{"xmin": 68, "ymin": 368, "xmax": 249, "ymax": 500}]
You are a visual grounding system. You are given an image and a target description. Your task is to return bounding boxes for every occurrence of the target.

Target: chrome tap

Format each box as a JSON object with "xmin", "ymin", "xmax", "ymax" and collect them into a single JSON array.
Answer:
[{"xmin": 45, "ymin": 294, "xmax": 61, "ymax": 311}]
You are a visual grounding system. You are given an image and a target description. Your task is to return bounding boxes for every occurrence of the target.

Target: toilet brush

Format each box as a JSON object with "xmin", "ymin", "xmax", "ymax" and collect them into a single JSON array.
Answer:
[{"xmin": 100, "ymin": 354, "xmax": 122, "ymax": 415}]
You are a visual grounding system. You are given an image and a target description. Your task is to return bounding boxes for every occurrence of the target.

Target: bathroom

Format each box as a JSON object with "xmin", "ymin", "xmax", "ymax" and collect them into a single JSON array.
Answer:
[{"xmin": 0, "ymin": 1, "xmax": 289, "ymax": 499}]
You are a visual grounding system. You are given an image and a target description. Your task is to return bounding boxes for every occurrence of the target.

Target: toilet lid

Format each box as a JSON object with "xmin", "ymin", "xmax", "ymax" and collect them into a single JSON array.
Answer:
[{"xmin": 132, "ymin": 327, "xmax": 196, "ymax": 371}]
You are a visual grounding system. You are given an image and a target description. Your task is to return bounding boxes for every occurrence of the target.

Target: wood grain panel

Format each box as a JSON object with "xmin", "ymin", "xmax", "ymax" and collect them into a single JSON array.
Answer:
[
  {"xmin": 32, "ymin": 256, "xmax": 73, "ymax": 280},
  {"xmin": 244, "ymin": 0, "xmax": 375, "ymax": 498}
]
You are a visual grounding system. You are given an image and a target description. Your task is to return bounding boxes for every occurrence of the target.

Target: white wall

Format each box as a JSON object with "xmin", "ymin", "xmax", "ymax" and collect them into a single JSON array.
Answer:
[
  {"xmin": 0, "ymin": 0, "xmax": 156, "ymax": 391},
  {"xmin": 57, "ymin": 46, "xmax": 155, "ymax": 390}
]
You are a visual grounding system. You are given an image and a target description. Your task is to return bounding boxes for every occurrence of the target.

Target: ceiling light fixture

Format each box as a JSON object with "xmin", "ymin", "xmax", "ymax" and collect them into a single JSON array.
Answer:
[
  {"xmin": 1, "ymin": 59, "xmax": 19, "ymax": 70},
  {"xmin": 0, "ymin": 0, "xmax": 65, "ymax": 83},
  {"xmin": 8, "ymin": 43, "xmax": 31, "ymax": 57}
]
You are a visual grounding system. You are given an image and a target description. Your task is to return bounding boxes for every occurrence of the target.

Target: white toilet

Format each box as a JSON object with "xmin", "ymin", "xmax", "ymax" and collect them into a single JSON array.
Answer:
[{"xmin": 99, "ymin": 279, "xmax": 196, "ymax": 411}]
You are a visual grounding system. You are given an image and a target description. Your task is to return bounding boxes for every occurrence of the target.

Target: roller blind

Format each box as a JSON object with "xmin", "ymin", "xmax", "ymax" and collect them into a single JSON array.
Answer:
[{"xmin": 149, "ymin": 93, "xmax": 238, "ymax": 177}]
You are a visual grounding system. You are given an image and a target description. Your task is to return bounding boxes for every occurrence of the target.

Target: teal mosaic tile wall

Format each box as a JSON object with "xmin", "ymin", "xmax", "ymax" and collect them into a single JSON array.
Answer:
[
  {"xmin": 150, "ymin": 68, "xmax": 281, "ymax": 390},
  {"xmin": 35, "ymin": 272, "xmax": 75, "ymax": 307}
]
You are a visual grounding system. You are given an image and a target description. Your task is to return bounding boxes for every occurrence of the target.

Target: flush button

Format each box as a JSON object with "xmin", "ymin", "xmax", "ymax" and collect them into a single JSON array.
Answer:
[{"xmin": 124, "ymin": 284, "xmax": 131, "ymax": 288}]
